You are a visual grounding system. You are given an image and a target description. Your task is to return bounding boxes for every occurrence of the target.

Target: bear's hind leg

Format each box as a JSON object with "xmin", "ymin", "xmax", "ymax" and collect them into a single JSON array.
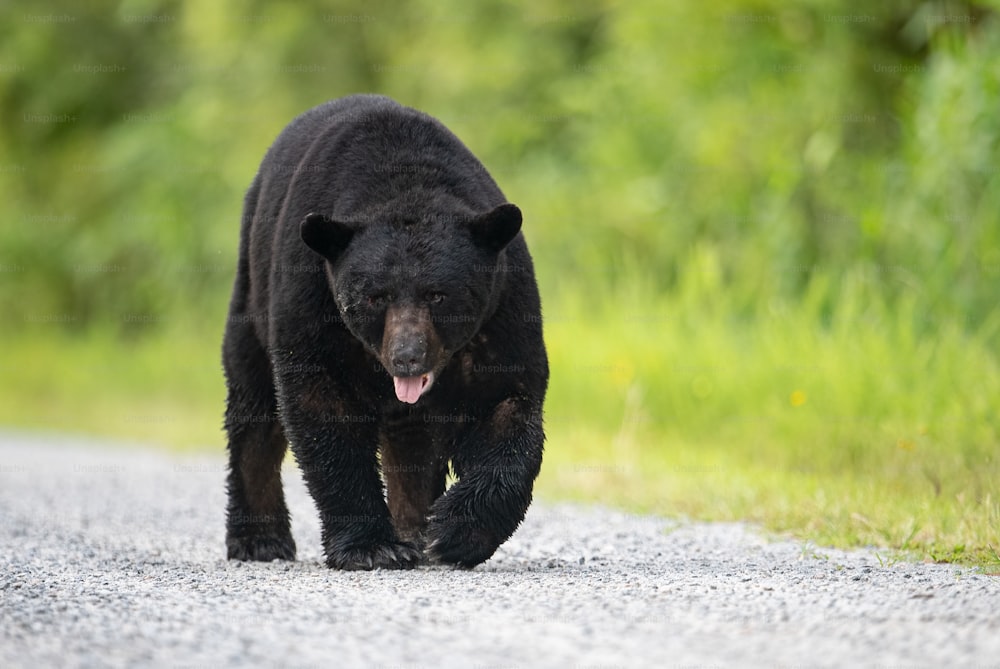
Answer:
[
  {"xmin": 381, "ymin": 422, "xmax": 447, "ymax": 548},
  {"xmin": 223, "ymin": 320, "xmax": 296, "ymax": 562}
]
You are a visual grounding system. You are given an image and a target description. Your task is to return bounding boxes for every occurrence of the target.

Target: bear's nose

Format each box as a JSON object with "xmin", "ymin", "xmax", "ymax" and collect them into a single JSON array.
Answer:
[{"xmin": 389, "ymin": 340, "xmax": 428, "ymax": 376}]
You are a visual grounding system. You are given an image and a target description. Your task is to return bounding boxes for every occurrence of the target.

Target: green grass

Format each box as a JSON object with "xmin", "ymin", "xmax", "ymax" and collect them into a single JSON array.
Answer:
[
  {"xmin": 3, "ymin": 262, "xmax": 998, "ymax": 568},
  {"xmin": 0, "ymin": 317, "xmax": 227, "ymax": 450},
  {"xmin": 540, "ymin": 256, "xmax": 1000, "ymax": 569}
]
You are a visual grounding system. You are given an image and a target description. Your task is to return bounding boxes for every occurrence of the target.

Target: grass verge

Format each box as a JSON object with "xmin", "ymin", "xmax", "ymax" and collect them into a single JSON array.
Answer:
[{"xmin": 541, "ymin": 256, "xmax": 1000, "ymax": 569}]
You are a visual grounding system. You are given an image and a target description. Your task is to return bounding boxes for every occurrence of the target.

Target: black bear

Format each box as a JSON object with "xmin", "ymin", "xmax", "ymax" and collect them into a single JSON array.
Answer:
[{"xmin": 222, "ymin": 94, "xmax": 548, "ymax": 569}]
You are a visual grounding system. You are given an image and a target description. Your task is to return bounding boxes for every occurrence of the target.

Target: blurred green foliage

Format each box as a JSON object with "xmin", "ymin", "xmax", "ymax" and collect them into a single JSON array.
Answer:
[{"xmin": 2, "ymin": 0, "xmax": 999, "ymax": 334}]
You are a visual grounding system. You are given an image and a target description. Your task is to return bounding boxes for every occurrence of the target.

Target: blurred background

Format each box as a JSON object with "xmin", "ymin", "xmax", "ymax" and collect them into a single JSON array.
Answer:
[{"xmin": 2, "ymin": 0, "xmax": 998, "ymax": 564}]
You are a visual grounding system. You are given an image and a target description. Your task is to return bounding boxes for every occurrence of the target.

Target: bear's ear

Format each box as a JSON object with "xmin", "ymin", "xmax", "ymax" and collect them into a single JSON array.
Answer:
[
  {"xmin": 301, "ymin": 213, "xmax": 355, "ymax": 260},
  {"xmin": 469, "ymin": 203, "xmax": 522, "ymax": 253}
]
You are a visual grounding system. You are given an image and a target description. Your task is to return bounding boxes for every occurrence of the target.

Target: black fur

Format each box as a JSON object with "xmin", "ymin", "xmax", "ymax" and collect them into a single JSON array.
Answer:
[{"xmin": 222, "ymin": 95, "xmax": 548, "ymax": 569}]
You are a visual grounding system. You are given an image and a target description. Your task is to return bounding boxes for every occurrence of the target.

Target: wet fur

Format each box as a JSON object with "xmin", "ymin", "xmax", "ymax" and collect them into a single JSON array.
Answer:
[{"xmin": 223, "ymin": 95, "xmax": 548, "ymax": 569}]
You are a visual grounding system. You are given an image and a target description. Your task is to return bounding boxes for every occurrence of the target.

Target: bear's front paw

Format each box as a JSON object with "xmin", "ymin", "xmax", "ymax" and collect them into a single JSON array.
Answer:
[
  {"xmin": 424, "ymin": 513, "xmax": 499, "ymax": 568},
  {"xmin": 325, "ymin": 541, "xmax": 423, "ymax": 570},
  {"xmin": 227, "ymin": 532, "xmax": 297, "ymax": 562}
]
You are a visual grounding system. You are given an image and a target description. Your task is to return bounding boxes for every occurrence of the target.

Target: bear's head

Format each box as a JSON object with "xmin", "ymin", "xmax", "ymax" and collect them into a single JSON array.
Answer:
[{"xmin": 300, "ymin": 200, "xmax": 521, "ymax": 404}]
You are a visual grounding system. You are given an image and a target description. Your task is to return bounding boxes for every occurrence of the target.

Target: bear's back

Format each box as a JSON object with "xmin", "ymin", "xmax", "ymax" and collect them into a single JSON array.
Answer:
[{"xmin": 257, "ymin": 94, "xmax": 403, "ymax": 180}]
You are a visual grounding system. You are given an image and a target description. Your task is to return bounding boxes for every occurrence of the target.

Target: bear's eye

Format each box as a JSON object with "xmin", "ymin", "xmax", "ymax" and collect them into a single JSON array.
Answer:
[
  {"xmin": 367, "ymin": 293, "xmax": 389, "ymax": 307},
  {"xmin": 426, "ymin": 291, "xmax": 447, "ymax": 304}
]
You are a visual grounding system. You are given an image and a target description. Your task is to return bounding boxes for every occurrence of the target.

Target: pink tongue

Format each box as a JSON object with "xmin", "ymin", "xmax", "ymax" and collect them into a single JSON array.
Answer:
[{"xmin": 393, "ymin": 376, "xmax": 426, "ymax": 404}]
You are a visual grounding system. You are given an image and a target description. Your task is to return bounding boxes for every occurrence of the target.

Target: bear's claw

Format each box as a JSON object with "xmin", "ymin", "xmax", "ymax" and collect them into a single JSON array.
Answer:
[
  {"xmin": 424, "ymin": 514, "xmax": 498, "ymax": 568},
  {"xmin": 325, "ymin": 541, "xmax": 424, "ymax": 570},
  {"xmin": 227, "ymin": 533, "xmax": 297, "ymax": 562}
]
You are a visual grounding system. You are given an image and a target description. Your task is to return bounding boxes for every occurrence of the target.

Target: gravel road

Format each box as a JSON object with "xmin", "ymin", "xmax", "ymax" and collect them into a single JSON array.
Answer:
[{"xmin": 1, "ymin": 431, "xmax": 998, "ymax": 668}]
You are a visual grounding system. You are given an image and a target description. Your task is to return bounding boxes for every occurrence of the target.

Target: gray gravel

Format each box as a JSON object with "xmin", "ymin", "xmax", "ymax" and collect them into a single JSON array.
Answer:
[{"xmin": 1, "ymin": 431, "xmax": 998, "ymax": 668}]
